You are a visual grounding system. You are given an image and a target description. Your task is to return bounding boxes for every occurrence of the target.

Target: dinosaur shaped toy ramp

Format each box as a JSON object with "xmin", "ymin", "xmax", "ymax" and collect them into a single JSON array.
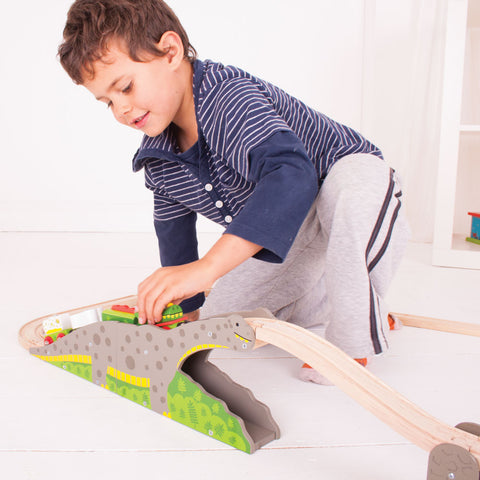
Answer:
[
  {"xmin": 19, "ymin": 295, "xmax": 480, "ymax": 478},
  {"xmin": 23, "ymin": 298, "xmax": 280, "ymax": 454}
]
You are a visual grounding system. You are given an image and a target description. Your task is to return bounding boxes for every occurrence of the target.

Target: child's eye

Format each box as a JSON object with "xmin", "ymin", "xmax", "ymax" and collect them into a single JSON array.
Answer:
[{"xmin": 122, "ymin": 82, "xmax": 132, "ymax": 94}]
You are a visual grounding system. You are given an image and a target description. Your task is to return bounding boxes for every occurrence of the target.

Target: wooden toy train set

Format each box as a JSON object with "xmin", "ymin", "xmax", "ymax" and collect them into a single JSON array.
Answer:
[{"xmin": 19, "ymin": 295, "xmax": 480, "ymax": 479}]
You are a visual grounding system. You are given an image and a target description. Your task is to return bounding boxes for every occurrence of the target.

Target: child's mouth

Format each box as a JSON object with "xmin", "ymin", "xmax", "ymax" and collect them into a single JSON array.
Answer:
[{"xmin": 133, "ymin": 112, "xmax": 149, "ymax": 129}]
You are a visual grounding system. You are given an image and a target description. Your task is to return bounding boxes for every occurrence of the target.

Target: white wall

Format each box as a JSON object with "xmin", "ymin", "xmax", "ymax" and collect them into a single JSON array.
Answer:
[
  {"xmin": 0, "ymin": 0, "xmax": 152, "ymax": 232},
  {"xmin": 364, "ymin": 0, "xmax": 449, "ymax": 243},
  {"xmin": 0, "ymin": 0, "xmax": 451, "ymax": 241},
  {"xmin": 0, "ymin": 0, "xmax": 366, "ymax": 233}
]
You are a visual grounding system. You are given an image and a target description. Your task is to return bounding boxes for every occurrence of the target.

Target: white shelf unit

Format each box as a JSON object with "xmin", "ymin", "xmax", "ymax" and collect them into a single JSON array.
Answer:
[{"xmin": 433, "ymin": 0, "xmax": 480, "ymax": 269}]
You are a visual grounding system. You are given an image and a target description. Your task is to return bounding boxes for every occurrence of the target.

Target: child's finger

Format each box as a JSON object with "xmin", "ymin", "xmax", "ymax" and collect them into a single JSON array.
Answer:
[
  {"xmin": 136, "ymin": 285, "xmax": 150, "ymax": 324},
  {"xmin": 137, "ymin": 279, "xmax": 162, "ymax": 324},
  {"xmin": 144, "ymin": 286, "xmax": 164, "ymax": 324},
  {"xmin": 152, "ymin": 297, "xmax": 167, "ymax": 325},
  {"xmin": 136, "ymin": 292, "xmax": 146, "ymax": 324},
  {"xmin": 136, "ymin": 277, "xmax": 152, "ymax": 324},
  {"xmin": 152, "ymin": 289, "xmax": 179, "ymax": 324}
]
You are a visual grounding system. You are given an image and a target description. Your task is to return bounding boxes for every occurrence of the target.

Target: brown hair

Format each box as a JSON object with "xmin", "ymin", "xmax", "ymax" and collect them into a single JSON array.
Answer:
[{"xmin": 58, "ymin": 0, "xmax": 197, "ymax": 84}]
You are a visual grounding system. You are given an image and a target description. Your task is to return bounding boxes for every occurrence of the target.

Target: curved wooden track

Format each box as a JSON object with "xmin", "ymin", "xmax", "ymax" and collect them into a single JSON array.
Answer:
[
  {"xmin": 391, "ymin": 311, "xmax": 480, "ymax": 337},
  {"xmin": 18, "ymin": 294, "xmax": 137, "ymax": 350},
  {"xmin": 19, "ymin": 297, "xmax": 480, "ymax": 462},
  {"xmin": 245, "ymin": 315, "xmax": 480, "ymax": 462}
]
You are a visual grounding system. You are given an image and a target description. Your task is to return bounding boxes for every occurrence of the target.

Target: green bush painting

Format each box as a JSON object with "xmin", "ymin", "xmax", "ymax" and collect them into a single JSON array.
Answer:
[
  {"xmin": 167, "ymin": 371, "xmax": 251, "ymax": 453},
  {"xmin": 38, "ymin": 358, "xmax": 251, "ymax": 452},
  {"xmin": 49, "ymin": 360, "xmax": 92, "ymax": 382},
  {"xmin": 106, "ymin": 373, "xmax": 152, "ymax": 409}
]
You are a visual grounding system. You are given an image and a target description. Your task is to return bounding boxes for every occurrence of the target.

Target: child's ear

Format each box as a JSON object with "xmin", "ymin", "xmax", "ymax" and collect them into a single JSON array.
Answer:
[{"xmin": 157, "ymin": 31, "xmax": 184, "ymax": 67}]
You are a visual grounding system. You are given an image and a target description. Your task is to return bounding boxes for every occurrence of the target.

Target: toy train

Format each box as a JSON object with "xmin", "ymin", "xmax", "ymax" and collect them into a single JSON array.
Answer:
[
  {"xmin": 102, "ymin": 303, "xmax": 185, "ymax": 329},
  {"xmin": 43, "ymin": 303, "xmax": 186, "ymax": 345},
  {"xmin": 43, "ymin": 328, "xmax": 73, "ymax": 345}
]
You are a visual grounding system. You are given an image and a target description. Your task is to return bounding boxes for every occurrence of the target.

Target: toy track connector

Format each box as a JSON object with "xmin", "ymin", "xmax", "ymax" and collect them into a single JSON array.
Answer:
[{"xmin": 427, "ymin": 422, "xmax": 480, "ymax": 480}]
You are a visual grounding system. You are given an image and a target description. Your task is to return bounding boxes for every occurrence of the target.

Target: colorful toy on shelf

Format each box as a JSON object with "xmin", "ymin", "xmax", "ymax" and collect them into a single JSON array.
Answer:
[
  {"xmin": 466, "ymin": 212, "xmax": 480, "ymax": 245},
  {"xmin": 102, "ymin": 303, "xmax": 186, "ymax": 329}
]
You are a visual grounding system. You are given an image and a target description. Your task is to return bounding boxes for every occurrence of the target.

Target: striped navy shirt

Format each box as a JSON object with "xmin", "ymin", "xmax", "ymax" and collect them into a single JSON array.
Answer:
[{"xmin": 132, "ymin": 59, "xmax": 383, "ymax": 311}]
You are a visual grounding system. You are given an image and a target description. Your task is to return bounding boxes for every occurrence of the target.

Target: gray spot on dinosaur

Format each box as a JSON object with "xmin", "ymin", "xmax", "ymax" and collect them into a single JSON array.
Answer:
[{"xmin": 125, "ymin": 355, "xmax": 135, "ymax": 370}]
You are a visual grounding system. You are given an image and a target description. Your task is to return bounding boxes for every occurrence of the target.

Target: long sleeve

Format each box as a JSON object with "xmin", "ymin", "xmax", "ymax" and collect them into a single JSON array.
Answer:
[
  {"xmin": 153, "ymin": 210, "xmax": 205, "ymax": 312},
  {"xmin": 225, "ymin": 130, "xmax": 319, "ymax": 262}
]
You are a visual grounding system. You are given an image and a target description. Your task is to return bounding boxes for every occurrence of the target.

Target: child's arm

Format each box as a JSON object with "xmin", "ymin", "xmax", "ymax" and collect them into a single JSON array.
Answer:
[{"xmin": 136, "ymin": 233, "xmax": 261, "ymax": 324}]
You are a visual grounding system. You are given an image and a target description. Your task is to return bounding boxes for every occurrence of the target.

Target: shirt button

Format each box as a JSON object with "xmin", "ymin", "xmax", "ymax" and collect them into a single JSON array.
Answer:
[
  {"xmin": 225, "ymin": 215, "xmax": 233, "ymax": 223},
  {"xmin": 204, "ymin": 183, "xmax": 213, "ymax": 192},
  {"xmin": 215, "ymin": 200, "xmax": 223, "ymax": 208}
]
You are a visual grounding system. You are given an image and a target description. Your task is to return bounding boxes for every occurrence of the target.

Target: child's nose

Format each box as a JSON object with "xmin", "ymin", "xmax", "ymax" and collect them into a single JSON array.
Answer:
[
  {"xmin": 121, "ymin": 104, "xmax": 132, "ymax": 117},
  {"xmin": 114, "ymin": 103, "xmax": 132, "ymax": 123}
]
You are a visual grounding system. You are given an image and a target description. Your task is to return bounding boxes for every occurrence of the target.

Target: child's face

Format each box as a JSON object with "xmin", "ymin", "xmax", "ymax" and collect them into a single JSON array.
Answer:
[{"xmin": 83, "ymin": 40, "xmax": 191, "ymax": 138}]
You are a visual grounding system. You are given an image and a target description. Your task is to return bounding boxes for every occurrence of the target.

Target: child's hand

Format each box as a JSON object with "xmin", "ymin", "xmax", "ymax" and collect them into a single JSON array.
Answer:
[
  {"xmin": 137, "ymin": 234, "xmax": 262, "ymax": 325},
  {"xmin": 136, "ymin": 260, "xmax": 214, "ymax": 325}
]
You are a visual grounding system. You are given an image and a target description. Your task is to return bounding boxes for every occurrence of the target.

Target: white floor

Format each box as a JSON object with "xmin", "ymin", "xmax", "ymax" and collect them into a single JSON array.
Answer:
[{"xmin": 2, "ymin": 232, "xmax": 480, "ymax": 480}]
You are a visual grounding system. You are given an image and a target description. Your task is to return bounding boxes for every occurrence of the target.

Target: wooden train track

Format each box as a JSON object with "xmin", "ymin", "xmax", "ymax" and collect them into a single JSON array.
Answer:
[
  {"xmin": 18, "ymin": 294, "xmax": 137, "ymax": 350},
  {"xmin": 19, "ymin": 295, "xmax": 480, "ymax": 475},
  {"xmin": 247, "ymin": 314, "xmax": 480, "ymax": 462}
]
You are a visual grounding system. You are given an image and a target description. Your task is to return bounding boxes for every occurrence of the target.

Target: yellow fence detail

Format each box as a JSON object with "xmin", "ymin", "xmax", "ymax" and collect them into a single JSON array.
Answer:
[
  {"xmin": 176, "ymin": 344, "xmax": 229, "ymax": 368},
  {"xmin": 107, "ymin": 365, "xmax": 150, "ymax": 388},
  {"xmin": 33, "ymin": 354, "xmax": 92, "ymax": 364}
]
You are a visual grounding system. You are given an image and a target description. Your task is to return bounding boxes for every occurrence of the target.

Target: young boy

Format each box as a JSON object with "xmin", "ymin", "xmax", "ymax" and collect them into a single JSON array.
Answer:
[{"xmin": 59, "ymin": 0, "xmax": 409, "ymax": 384}]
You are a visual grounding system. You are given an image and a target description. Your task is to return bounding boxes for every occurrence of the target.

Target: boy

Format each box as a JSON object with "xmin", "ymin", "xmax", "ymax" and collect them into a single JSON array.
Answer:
[{"xmin": 59, "ymin": 0, "xmax": 409, "ymax": 384}]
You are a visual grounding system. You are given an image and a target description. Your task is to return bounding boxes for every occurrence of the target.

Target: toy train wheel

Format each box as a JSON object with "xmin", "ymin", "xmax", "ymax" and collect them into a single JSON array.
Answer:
[
  {"xmin": 44, "ymin": 336, "xmax": 53, "ymax": 345},
  {"xmin": 158, "ymin": 323, "xmax": 177, "ymax": 330},
  {"xmin": 57, "ymin": 332, "xmax": 66, "ymax": 339},
  {"xmin": 161, "ymin": 322, "xmax": 179, "ymax": 330},
  {"xmin": 157, "ymin": 319, "xmax": 187, "ymax": 330}
]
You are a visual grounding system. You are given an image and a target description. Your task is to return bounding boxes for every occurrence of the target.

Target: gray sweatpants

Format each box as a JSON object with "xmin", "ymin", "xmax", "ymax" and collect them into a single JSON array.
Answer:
[{"xmin": 200, "ymin": 154, "xmax": 410, "ymax": 358}]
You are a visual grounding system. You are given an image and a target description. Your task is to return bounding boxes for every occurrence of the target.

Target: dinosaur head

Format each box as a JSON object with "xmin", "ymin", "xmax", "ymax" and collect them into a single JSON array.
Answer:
[{"xmin": 226, "ymin": 314, "xmax": 255, "ymax": 351}]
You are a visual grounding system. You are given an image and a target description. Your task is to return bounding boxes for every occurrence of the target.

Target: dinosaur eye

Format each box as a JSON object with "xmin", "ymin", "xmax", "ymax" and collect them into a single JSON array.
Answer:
[{"xmin": 235, "ymin": 322, "xmax": 239, "ymax": 327}]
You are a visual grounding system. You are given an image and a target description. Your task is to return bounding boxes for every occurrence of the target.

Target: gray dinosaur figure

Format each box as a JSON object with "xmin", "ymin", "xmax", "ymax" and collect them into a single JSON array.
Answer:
[{"xmin": 30, "ymin": 309, "xmax": 280, "ymax": 452}]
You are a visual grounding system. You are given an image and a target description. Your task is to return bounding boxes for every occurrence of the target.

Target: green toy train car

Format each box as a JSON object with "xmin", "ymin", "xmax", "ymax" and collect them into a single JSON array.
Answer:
[
  {"xmin": 102, "ymin": 303, "xmax": 186, "ymax": 329},
  {"xmin": 42, "ymin": 303, "xmax": 186, "ymax": 346}
]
